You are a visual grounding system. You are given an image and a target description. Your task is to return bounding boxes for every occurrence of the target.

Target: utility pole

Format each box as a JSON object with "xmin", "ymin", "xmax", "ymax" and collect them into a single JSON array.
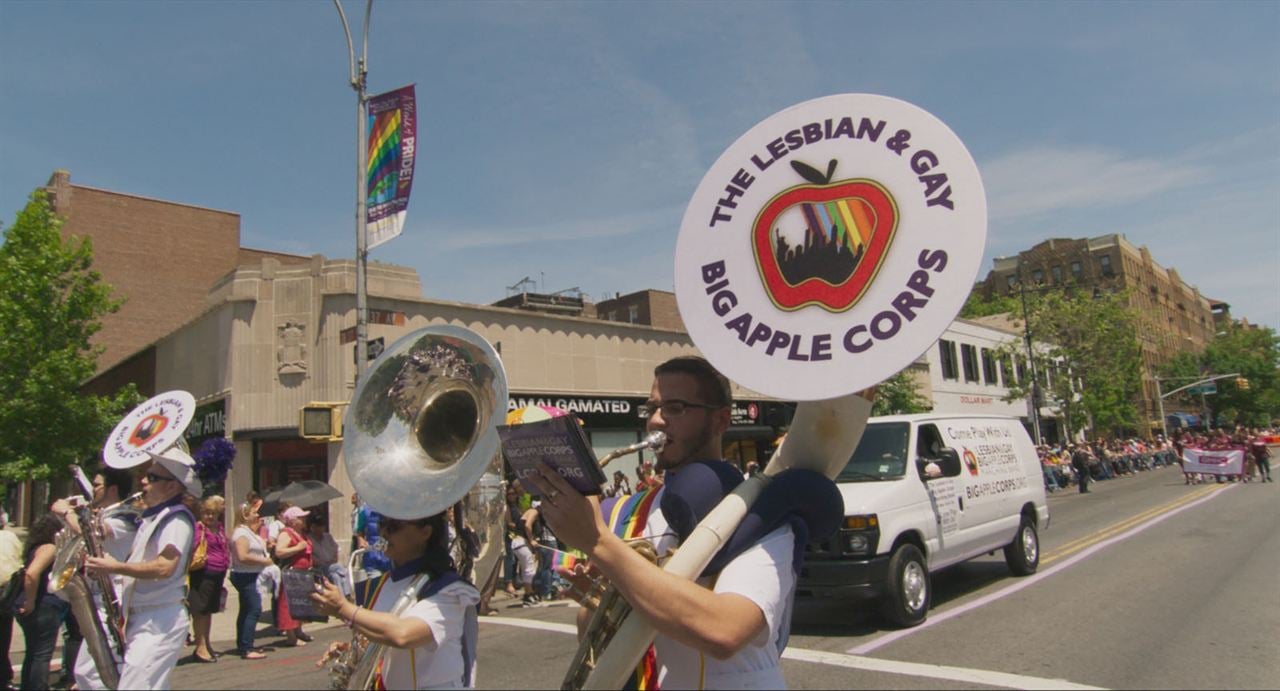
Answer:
[
  {"xmin": 1015, "ymin": 267, "xmax": 1044, "ymax": 446},
  {"xmin": 335, "ymin": 0, "xmax": 373, "ymax": 376}
]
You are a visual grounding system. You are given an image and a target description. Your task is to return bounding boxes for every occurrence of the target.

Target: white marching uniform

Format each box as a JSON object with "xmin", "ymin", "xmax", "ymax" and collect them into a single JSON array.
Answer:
[
  {"xmin": 367, "ymin": 565, "xmax": 480, "ymax": 689},
  {"xmin": 72, "ymin": 513, "xmax": 136, "ymax": 690},
  {"xmin": 117, "ymin": 499, "xmax": 194, "ymax": 691},
  {"xmin": 640, "ymin": 477, "xmax": 796, "ymax": 690}
]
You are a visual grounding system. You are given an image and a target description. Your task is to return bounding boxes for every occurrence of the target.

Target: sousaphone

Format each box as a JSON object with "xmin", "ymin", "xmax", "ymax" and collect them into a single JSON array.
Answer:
[{"xmin": 342, "ymin": 323, "xmax": 508, "ymax": 571}]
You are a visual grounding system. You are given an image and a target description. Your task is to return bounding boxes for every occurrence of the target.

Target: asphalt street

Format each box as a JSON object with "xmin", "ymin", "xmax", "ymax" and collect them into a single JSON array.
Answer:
[{"xmin": 158, "ymin": 464, "xmax": 1277, "ymax": 689}]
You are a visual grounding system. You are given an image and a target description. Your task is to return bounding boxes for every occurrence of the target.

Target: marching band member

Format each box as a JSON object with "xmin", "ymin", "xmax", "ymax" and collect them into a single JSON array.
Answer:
[
  {"xmin": 312, "ymin": 511, "xmax": 480, "ymax": 689},
  {"xmin": 50, "ymin": 467, "xmax": 137, "ymax": 690},
  {"xmin": 528, "ymin": 356, "xmax": 844, "ymax": 689},
  {"xmin": 86, "ymin": 447, "xmax": 200, "ymax": 690}
]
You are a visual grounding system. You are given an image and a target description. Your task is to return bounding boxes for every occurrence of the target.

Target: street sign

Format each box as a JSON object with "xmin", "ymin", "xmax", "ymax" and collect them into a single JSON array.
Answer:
[
  {"xmin": 1187, "ymin": 382, "xmax": 1217, "ymax": 395},
  {"xmin": 353, "ymin": 337, "xmax": 385, "ymax": 364}
]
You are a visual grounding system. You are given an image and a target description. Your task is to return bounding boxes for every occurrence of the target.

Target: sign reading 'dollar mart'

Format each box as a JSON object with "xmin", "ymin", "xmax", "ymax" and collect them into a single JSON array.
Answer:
[{"xmin": 675, "ymin": 94, "xmax": 987, "ymax": 400}]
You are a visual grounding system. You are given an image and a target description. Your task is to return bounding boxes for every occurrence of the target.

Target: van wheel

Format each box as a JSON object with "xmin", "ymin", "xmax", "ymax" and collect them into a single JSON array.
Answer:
[
  {"xmin": 879, "ymin": 544, "xmax": 929, "ymax": 628},
  {"xmin": 1004, "ymin": 516, "xmax": 1039, "ymax": 576}
]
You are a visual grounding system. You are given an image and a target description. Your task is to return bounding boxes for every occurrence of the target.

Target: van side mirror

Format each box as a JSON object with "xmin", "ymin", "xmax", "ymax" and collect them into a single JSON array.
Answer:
[
  {"xmin": 936, "ymin": 448, "xmax": 961, "ymax": 476},
  {"xmin": 918, "ymin": 448, "xmax": 961, "ymax": 479}
]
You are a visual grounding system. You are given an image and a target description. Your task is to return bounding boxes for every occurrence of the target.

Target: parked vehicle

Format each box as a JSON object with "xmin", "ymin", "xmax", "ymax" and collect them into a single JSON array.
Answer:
[{"xmin": 798, "ymin": 414, "xmax": 1049, "ymax": 627}]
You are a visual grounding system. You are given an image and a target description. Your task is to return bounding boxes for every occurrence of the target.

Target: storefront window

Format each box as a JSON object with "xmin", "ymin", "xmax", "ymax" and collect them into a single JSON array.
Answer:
[{"xmin": 255, "ymin": 439, "xmax": 328, "ymax": 494}]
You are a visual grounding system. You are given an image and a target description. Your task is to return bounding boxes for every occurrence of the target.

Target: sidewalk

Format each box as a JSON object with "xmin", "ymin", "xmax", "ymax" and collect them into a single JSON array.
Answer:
[
  {"xmin": 8, "ymin": 581, "xmax": 543, "ymax": 677},
  {"xmin": 8, "ymin": 578, "xmax": 346, "ymax": 660}
]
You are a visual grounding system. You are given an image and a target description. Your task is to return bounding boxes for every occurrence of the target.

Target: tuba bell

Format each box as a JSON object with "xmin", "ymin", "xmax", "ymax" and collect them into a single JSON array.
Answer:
[{"xmin": 329, "ymin": 325, "xmax": 508, "ymax": 690}]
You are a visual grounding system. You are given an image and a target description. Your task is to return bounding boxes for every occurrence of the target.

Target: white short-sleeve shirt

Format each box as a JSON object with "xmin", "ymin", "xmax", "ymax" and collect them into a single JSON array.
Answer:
[
  {"xmin": 639, "ymin": 488, "xmax": 795, "ymax": 690},
  {"xmin": 128, "ymin": 509, "xmax": 193, "ymax": 609},
  {"xmin": 371, "ymin": 574, "xmax": 479, "ymax": 689},
  {"xmin": 231, "ymin": 525, "xmax": 269, "ymax": 574},
  {"xmin": 100, "ymin": 514, "xmax": 138, "ymax": 600}
]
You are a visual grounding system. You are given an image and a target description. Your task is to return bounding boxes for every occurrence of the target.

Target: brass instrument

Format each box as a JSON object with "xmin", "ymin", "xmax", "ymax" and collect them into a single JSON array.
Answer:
[
  {"xmin": 598, "ymin": 432, "xmax": 666, "ymax": 468},
  {"xmin": 327, "ymin": 325, "xmax": 507, "ymax": 690},
  {"xmin": 50, "ymin": 490, "xmax": 143, "ymax": 690}
]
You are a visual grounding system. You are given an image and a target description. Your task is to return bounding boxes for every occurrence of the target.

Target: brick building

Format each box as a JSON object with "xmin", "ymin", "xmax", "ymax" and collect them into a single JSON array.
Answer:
[
  {"xmin": 977, "ymin": 234, "xmax": 1217, "ymax": 431},
  {"xmin": 44, "ymin": 169, "xmax": 308, "ymax": 375},
  {"xmin": 596, "ymin": 289, "xmax": 685, "ymax": 331}
]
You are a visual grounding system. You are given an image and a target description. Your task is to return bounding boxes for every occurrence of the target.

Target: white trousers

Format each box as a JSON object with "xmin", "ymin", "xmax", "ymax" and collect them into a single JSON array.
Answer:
[{"xmin": 118, "ymin": 603, "xmax": 189, "ymax": 691}]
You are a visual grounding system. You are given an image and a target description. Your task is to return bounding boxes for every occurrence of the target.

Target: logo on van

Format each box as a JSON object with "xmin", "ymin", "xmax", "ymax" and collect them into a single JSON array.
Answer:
[{"xmin": 962, "ymin": 448, "xmax": 980, "ymax": 476}]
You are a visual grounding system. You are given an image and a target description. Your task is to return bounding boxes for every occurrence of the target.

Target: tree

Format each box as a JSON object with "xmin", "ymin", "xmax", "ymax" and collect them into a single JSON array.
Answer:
[
  {"xmin": 1159, "ymin": 324, "xmax": 1280, "ymax": 428},
  {"xmin": 992, "ymin": 288, "xmax": 1143, "ymax": 438},
  {"xmin": 872, "ymin": 368, "xmax": 931, "ymax": 416},
  {"xmin": 0, "ymin": 190, "xmax": 138, "ymax": 488},
  {"xmin": 960, "ymin": 289, "xmax": 1020, "ymax": 319}
]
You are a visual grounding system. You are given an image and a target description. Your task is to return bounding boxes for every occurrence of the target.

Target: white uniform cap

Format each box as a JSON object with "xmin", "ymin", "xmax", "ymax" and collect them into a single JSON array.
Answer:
[{"xmin": 147, "ymin": 446, "xmax": 203, "ymax": 498}]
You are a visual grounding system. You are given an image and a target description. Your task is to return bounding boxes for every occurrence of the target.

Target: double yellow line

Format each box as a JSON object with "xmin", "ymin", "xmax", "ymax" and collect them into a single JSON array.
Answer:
[{"xmin": 1041, "ymin": 483, "xmax": 1225, "ymax": 566}]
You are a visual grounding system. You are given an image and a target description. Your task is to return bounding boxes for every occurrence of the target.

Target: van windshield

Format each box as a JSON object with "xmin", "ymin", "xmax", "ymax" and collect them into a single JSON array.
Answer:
[{"xmin": 836, "ymin": 422, "xmax": 910, "ymax": 482}]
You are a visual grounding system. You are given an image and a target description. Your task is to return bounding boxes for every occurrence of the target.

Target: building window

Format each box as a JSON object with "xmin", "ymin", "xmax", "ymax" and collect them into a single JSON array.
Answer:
[
  {"xmin": 628, "ymin": 305, "xmax": 640, "ymax": 323},
  {"xmin": 1006, "ymin": 275, "xmax": 1017, "ymax": 289},
  {"xmin": 1051, "ymin": 265, "xmax": 1063, "ymax": 285},
  {"xmin": 1000, "ymin": 355, "xmax": 1014, "ymax": 387},
  {"xmin": 1070, "ymin": 261, "xmax": 1083, "ymax": 281},
  {"xmin": 981, "ymin": 348, "xmax": 998, "ymax": 385},
  {"xmin": 1015, "ymin": 356, "xmax": 1028, "ymax": 385},
  {"xmin": 939, "ymin": 340, "xmax": 959, "ymax": 381},
  {"xmin": 607, "ymin": 310, "xmax": 618, "ymax": 321},
  {"xmin": 961, "ymin": 344, "xmax": 979, "ymax": 383},
  {"xmin": 1031, "ymin": 268, "xmax": 1045, "ymax": 284},
  {"xmin": 1099, "ymin": 255, "xmax": 1114, "ymax": 277}
]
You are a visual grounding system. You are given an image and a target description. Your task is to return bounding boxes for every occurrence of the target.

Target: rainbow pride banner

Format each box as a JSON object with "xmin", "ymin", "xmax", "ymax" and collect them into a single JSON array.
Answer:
[
  {"xmin": 541, "ymin": 546, "xmax": 586, "ymax": 576},
  {"xmin": 366, "ymin": 84, "xmax": 417, "ymax": 249}
]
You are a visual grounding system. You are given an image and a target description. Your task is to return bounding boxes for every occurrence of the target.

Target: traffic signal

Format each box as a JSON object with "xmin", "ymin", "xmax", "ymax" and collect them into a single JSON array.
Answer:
[
  {"xmin": 1236, "ymin": 377, "xmax": 1250, "ymax": 390},
  {"xmin": 300, "ymin": 402, "xmax": 346, "ymax": 441}
]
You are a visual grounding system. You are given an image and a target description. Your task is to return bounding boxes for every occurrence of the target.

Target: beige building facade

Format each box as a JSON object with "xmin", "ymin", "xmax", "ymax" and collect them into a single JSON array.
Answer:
[
  {"xmin": 979, "ymin": 233, "xmax": 1217, "ymax": 430},
  {"xmin": 106, "ymin": 256, "xmax": 788, "ymax": 549}
]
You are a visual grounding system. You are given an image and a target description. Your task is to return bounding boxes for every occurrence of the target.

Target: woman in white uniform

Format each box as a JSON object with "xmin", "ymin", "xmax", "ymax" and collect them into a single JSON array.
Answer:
[{"xmin": 313, "ymin": 511, "xmax": 480, "ymax": 689}]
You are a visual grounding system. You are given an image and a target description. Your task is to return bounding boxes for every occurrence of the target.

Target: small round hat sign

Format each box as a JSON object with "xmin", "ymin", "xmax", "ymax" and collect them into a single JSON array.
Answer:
[
  {"xmin": 675, "ymin": 94, "xmax": 987, "ymax": 401},
  {"xmin": 103, "ymin": 390, "xmax": 196, "ymax": 468}
]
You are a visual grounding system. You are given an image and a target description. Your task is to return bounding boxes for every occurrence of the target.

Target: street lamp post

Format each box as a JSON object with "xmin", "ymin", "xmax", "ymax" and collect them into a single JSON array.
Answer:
[{"xmin": 334, "ymin": 0, "xmax": 373, "ymax": 376}]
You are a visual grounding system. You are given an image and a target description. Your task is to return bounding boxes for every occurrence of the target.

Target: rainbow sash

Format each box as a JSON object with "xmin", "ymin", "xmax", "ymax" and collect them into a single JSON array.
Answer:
[{"xmin": 601, "ymin": 488, "xmax": 663, "ymax": 690}]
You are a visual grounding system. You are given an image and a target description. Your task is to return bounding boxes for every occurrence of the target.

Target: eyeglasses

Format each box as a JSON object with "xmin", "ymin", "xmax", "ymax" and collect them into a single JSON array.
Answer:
[
  {"xmin": 144, "ymin": 472, "xmax": 177, "ymax": 484},
  {"xmin": 638, "ymin": 400, "xmax": 721, "ymax": 419},
  {"xmin": 381, "ymin": 518, "xmax": 424, "ymax": 534}
]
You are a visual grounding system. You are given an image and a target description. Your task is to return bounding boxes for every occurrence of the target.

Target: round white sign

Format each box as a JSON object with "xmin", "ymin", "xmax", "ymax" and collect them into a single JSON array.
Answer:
[
  {"xmin": 675, "ymin": 94, "xmax": 987, "ymax": 401},
  {"xmin": 103, "ymin": 390, "xmax": 196, "ymax": 468}
]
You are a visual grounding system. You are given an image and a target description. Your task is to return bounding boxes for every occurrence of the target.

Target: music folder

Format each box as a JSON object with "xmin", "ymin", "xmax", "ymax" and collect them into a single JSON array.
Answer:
[{"xmin": 498, "ymin": 415, "xmax": 607, "ymax": 496}]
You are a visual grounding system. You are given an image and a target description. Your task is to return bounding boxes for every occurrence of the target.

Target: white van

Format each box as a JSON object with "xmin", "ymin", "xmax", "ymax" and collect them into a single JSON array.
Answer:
[{"xmin": 798, "ymin": 414, "xmax": 1049, "ymax": 627}]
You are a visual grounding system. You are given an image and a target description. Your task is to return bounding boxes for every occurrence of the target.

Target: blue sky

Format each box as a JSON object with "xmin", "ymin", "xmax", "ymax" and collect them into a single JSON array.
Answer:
[{"xmin": 2, "ymin": 0, "xmax": 1277, "ymax": 330}]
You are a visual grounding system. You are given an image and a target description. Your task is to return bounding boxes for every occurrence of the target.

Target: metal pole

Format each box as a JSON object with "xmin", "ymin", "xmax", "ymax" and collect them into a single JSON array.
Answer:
[
  {"xmin": 1017, "ymin": 276, "xmax": 1043, "ymax": 445},
  {"xmin": 354, "ymin": 49, "xmax": 369, "ymax": 375},
  {"xmin": 334, "ymin": 0, "xmax": 374, "ymax": 376},
  {"xmin": 1156, "ymin": 378, "xmax": 1167, "ymax": 439}
]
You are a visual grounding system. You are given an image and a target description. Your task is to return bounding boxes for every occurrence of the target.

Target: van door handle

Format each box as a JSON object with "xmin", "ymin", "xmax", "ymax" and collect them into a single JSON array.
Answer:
[{"xmin": 958, "ymin": 497, "xmax": 964, "ymax": 511}]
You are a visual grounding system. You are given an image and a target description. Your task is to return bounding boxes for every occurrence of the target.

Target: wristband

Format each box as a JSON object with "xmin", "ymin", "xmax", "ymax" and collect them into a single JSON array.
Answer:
[{"xmin": 347, "ymin": 605, "xmax": 360, "ymax": 629}]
